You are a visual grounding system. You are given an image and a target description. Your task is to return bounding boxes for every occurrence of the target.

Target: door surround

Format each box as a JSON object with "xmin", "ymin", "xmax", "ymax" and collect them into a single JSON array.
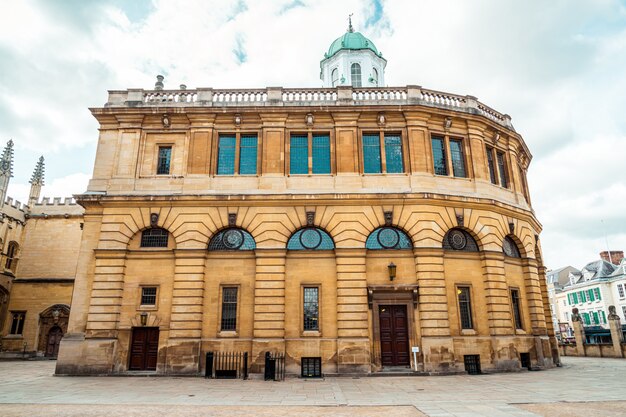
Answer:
[{"xmin": 368, "ymin": 285, "xmax": 419, "ymax": 371}]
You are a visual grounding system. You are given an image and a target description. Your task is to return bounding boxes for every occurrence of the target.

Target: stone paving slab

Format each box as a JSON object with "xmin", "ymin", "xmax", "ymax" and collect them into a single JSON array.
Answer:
[
  {"xmin": 515, "ymin": 401, "xmax": 626, "ymax": 417},
  {"xmin": 0, "ymin": 357, "xmax": 625, "ymax": 416}
]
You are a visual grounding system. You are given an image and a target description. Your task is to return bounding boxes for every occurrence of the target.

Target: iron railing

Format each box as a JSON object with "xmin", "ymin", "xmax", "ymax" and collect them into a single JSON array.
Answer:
[
  {"xmin": 264, "ymin": 351, "xmax": 285, "ymax": 381},
  {"xmin": 205, "ymin": 351, "xmax": 248, "ymax": 379}
]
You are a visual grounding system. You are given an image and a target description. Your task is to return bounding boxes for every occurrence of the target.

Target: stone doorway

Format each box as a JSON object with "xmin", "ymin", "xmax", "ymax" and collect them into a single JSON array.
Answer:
[
  {"xmin": 46, "ymin": 326, "xmax": 63, "ymax": 357},
  {"xmin": 37, "ymin": 305, "xmax": 70, "ymax": 356},
  {"xmin": 129, "ymin": 327, "xmax": 159, "ymax": 371},
  {"xmin": 379, "ymin": 304, "xmax": 410, "ymax": 366}
]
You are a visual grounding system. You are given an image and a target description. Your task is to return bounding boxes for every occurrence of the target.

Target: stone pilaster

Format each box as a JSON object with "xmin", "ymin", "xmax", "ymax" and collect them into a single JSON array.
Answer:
[
  {"xmin": 85, "ymin": 250, "xmax": 126, "ymax": 338},
  {"xmin": 521, "ymin": 258, "xmax": 548, "ymax": 335},
  {"xmin": 335, "ymin": 248, "xmax": 369, "ymax": 373},
  {"xmin": 481, "ymin": 251, "xmax": 513, "ymax": 336}
]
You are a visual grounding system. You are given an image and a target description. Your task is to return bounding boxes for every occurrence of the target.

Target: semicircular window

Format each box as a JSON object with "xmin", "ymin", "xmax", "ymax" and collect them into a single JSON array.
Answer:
[
  {"xmin": 366, "ymin": 227, "xmax": 412, "ymax": 250},
  {"xmin": 287, "ymin": 228, "xmax": 334, "ymax": 250},
  {"xmin": 208, "ymin": 228, "xmax": 256, "ymax": 251},
  {"xmin": 503, "ymin": 236, "xmax": 521, "ymax": 258},
  {"xmin": 141, "ymin": 228, "xmax": 169, "ymax": 248},
  {"xmin": 443, "ymin": 228, "xmax": 479, "ymax": 252}
]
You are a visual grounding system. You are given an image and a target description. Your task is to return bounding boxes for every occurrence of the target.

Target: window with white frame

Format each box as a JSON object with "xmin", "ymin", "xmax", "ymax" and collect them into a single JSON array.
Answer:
[{"xmin": 618, "ymin": 283, "xmax": 625, "ymax": 299}]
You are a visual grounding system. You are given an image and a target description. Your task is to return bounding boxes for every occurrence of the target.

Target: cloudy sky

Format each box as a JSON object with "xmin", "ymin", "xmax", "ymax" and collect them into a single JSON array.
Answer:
[{"xmin": 0, "ymin": 0, "xmax": 624, "ymax": 269}]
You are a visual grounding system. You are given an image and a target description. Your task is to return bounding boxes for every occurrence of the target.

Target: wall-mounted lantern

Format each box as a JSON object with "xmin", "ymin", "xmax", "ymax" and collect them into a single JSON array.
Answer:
[
  {"xmin": 140, "ymin": 312, "xmax": 148, "ymax": 327},
  {"xmin": 388, "ymin": 262, "xmax": 397, "ymax": 282}
]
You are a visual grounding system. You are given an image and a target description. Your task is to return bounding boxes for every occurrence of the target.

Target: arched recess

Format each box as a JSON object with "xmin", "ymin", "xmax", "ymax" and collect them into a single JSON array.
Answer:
[
  {"xmin": 37, "ymin": 304, "xmax": 70, "ymax": 356},
  {"xmin": 5, "ymin": 241, "xmax": 19, "ymax": 272},
  {"xmin": 366, "ymin": 226, "xmax": 413, "ymax": 250},
  {"xmin": 287, "ymin": 227, "xmax": 335, "ymax": 250},
  {"xmin": 128, "ymin": 227, "xmax": 176, "ymax": 250},
  {"xmin": 442, "ymin": 228, "xmax": 480, "ymax": 252},
  {"xmin": 208, "ymin": 228, "xmax": 256, "ymax": 251},
  {"xmin": 502, "ymin": 235, "xmax": 522, "ymax": 258}
]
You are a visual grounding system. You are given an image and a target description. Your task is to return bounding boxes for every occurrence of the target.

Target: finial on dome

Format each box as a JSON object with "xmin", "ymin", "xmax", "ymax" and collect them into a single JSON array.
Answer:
[{"xmin": 348, "ymin": 13, "xmax": 354, "ymax": 33}]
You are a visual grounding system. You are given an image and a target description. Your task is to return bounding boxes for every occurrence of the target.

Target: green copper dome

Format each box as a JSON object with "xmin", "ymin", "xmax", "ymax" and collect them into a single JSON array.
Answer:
[{"xmin": 325, "ymin": 31, "xmax": 383, "ymax": 59}]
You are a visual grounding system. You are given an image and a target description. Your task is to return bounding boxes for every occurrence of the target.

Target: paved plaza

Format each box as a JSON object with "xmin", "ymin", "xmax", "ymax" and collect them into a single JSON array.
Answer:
[{"xmin": 0, "ymin": 356, "xmax": 625, "ymax": 416}]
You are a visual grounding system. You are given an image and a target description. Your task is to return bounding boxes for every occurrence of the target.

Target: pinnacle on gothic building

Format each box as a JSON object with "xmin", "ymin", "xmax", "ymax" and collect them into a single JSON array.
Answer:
[
  {"xmin": 30, "ymin": 156, "xmax": 45, "ymax": 186},
  {"xmin": 0, "ymin": 140, "xmax": 14, "ymax": 178}
]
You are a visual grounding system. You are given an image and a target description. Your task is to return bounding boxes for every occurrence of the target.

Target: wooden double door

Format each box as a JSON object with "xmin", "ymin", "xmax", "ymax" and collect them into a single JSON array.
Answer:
[
  {"xmin": 129, "ymin": 327, "xmax": 159, "ymax": 371},
  {"xmin": 379, "ymin": 305, "xmax": 410, "ymax": 366}
]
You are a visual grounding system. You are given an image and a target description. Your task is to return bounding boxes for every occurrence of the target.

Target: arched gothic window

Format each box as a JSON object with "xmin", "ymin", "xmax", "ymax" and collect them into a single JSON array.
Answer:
[
  {"xmin": 5, "ymin": 241, "xmax": 19, "ymax": 271},
  {"xmin": 140, "ymin": 228, "xmax": 169, "ymax": 248},
  {"xmin": 208, "ymin": 228, "xmax": 256, "ymax": 251},
  {"xmin": 351, "ymin": 63, "xmax": 362, "ymax": 87},
  {"xmin": 331, "ymin": 68, "xmax": 339, "ymax": 87},
  {"xmin": 443, "ymin": 228, "xmax": 479, "ymax": 252},
  {"xmin": 366, "ymin": 227, "xmax": 412, "ymax": 250},
  {"xmin": 287, "ymin": 228, "xmax": 334, "ymax": 250},
  {"xmin": 503, "ymin": 236, "xmax": 521, "ymax": 258}
]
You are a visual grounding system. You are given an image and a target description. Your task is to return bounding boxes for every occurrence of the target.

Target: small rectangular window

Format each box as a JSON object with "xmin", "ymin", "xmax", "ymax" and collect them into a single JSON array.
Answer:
[
  {"xmin": 290, "ymin": 134, "xmax": 309, "ymax": 175},
  {"xmin": 301, "ymin": 357, "xmax": 322, "ymax": 378},
  {"xmin": 157, "ymin": 146, "xmax": 172, "ymax": 175},
  {"xmin": 217, "ymin": 135, "xmax": 236, "ymax": 175},
  {"xmin": 312, "ymin": 134, "xmax": 331, "ymax": 174},
  {"xmin": 486, "ymin": 147, "xmax": 497, "ymax": 184},
  {"xmin": 221, "ymin": 287, "xmax": 238, "ymax": 331},
  {"xmin": 618, "ymin": 285, "xmax": 625, "ymax": 299},
  {"xmin": 431, "ymin": 136, "xmax": 448, "ymax": 176},
  {"xmin": 362, "ymin": 134, "xmax": 381, "ymax": 173},
  {"xmin": 239, "ymin": 134, "xmax": 258, "ymax": 175},
  {"xmin": 496, "ymin": 151, "xmax": 508, "ymax": 188},
  {"xmin": 9, "ymin": 311, "xmax": 25, "ymax": 335},
  {"xmin": 384, "ymin": 134, "xmax": 404, "ymax": 174},
  {"xmin": 449, "ymin": 139, "xmax": 466, "ymax": 178},
  {"xmin": 141, "ymin": 287, "xmax": 157, "ymax": 305},
  {"xmin": 511, "ymin": 289, "xmax": 523, "ymax": 330},
  {"xmin": 303, "ymin": 287, "xmax": 319, "ymax": 331},
  {"xmin": 457, "ymin": 286, "xmax": 473, "ymax": 329}
]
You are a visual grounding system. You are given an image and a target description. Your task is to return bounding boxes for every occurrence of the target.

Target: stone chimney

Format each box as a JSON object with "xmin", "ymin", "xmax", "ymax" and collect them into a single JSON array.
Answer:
[{"xmin": 600, "ymin": 250, "xmax": 624, "ymax": 266}]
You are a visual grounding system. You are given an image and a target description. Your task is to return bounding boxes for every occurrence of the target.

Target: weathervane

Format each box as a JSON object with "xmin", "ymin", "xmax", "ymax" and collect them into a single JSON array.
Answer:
[{"xmin": 348, "ymin": 13, "xmax": 354, "ymax": 32}]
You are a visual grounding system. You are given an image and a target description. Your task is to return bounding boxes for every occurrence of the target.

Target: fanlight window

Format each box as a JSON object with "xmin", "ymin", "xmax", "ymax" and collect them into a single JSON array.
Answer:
[
  {"xmin": 208, "ymin": 228, "xmax": 256, "ymax": 251},
  {"xmin": 366, "ymin": 227, "xmax": 412, "ymax": 250},
  {"xmin": 140, "ymin": 228, "xmax": 169, "ymax": 248},
  {"xmin": 503, "ymin": 236, "xmax": 521, "ymax": 258},
  {"xmin": 443, "ymin": 228, "xmax": 479, "ymax": 252},
  {"xmin": 287, "ymin": 228, "xmax": 334, "ymax": 250}
]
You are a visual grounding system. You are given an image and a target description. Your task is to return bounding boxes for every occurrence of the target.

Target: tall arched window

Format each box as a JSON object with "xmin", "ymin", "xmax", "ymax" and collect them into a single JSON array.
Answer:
[
  {"xmin": 366, "ymin": 227, "xmax": 412, "ymax": 250},
  {"xmin": 5, "ymin": 241, "xmax": 18, "ymax": 271},
  {"xmin": 140, "ymin": 228, "xmax": 169, "ymax": 248},
  {"xmin": 372, "ymin": 68, "xmax": 378, "ymax": 86},
  {"xmin": 287, "ymin": 228, "xmax": 334, "ymax": 250},
  {"xmin": 351, "ymin": 63, "xmax": 362, "ymax": 87},
  {"xmin": 503, "ymin": 236, "xmax": 521, "ymax": 258},
  {"xmin": 442, "ymin": 228, "xmax": 479, "ymax": 252},
  {"xmin": 208, "ymin": 228, "xmax": 256, "ymax": 251},
  {"xmin": 331, "ymin": 68, "xmax": 339, "ymax": 87}
]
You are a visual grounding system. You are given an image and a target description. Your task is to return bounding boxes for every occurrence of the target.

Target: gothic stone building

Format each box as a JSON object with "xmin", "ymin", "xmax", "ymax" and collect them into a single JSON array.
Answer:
[{"xmin": 55, "ymin": 27, "xmax": 558, "ymax": 376}]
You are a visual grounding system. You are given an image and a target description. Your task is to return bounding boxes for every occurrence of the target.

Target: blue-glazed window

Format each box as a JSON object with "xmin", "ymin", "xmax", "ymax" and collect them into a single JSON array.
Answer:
[
  {"xmin": 443, "ymin": 228, "xmax": 479, "ymax": 252},
  {"xmin": 157, "ymin": 146, "xmax": 172, "ymax": 175},
  {"xmin": 486, "ymin": 147, "xmax": 497, "ymax": 184},
  {"xmin": 239, "ymin": 134, "xmax": 258, "ymax": 175},
  {"xmin": 217, "ymin": 135, "xmax": 236, "ymax": 175},
  {"xmin": 208, "ymin": 228, "xmax": 256, "ymax": 251},
  {"xmin": 384, "ymin": 134, "xmax": 403, "ymax": 173},
  {"xmin": 449, "ymin": 139, "xmax": 466, "ymax": 178},
  {"xmin": 363, "ymin": 134, "xmax": 381, "ymax": 174},
  {"xmin": 287, "ymin": 228, "xmax": 334, "ymax": 250},
  {"xmin": 497, "ymin": 151, "xmax": 508, "ymax": 188},
  {"xmin": 431, "ymin": 136, "xmax": 448, "ymax": 176},
  {"xmin": 290, "ymin": 134, "xmax": 308, "ymax": 175},
  {"xmin": 312, "ymin": 134, "xmax": 331, "ymax": 174},
  {"xmin": 365, "ymin": 227, "xmax": 412, "ymax": 250}
]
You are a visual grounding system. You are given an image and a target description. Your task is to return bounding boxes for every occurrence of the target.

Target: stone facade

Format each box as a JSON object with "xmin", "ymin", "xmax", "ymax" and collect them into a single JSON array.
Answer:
[{"xmin": 54, "ymin": 74, "xmax": 557, "ymax": 375}]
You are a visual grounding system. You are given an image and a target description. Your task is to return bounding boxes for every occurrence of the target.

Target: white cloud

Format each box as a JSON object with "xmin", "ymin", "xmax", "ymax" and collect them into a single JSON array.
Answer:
[{"xmin": 0, "ymin": 0, "xmax": 625, "ymax": 269}]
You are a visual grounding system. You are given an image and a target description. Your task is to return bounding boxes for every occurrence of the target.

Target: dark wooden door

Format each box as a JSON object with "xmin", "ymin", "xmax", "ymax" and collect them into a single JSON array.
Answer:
[
  {"xmin": 129, "ymin": 327, "xmax": 159, "ymax": 371},
  {"xmin": 45, "ymin": 326, "xmax": 63, "ymax": 357},
  {"xmin": 379, "ymin": 305, "xmax": 410, "ymax": 366}
]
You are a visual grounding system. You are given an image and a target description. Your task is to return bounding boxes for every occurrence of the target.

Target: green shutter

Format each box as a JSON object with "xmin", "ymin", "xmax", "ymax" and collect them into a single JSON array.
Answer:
[
  {"xmin": 588, "ymin": 289, "xmax": 594, "ymax": 301},
  {"xmin": 581, "ymin": 291, "xmax": 586, "ymax": 302},
  {"xmin": 573, "ymin": 293, "xmax": 578, "ymax": 304},
  {"xmin": 601, "ymin": 310, "xmax": 607, "ymax": 324},
  {"xmin": 567, "ymin": 294, "xmax": 571, "ymax": 305},
  {"xmin": 597, "ymin": 288, "xmax": 602, "ymax": 300},
  {"xmin": 582, "ymin": 313, "xmax": 590, "ymax": 325},
  {"xmin": 592, "ymin": 311, "xmax": 599, "ymax": 324}
]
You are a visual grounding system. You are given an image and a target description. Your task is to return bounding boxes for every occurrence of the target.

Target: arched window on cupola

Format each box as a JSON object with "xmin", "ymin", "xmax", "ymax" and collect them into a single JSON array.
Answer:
[
  {"xmin": 351, "ymin": 63, "xmax": 362, "ymax": 87},
  {"xmin": 331, "ymin": 68, "xmax": 339, "ymax": 87},
  {"xmin": 372, "ymin": 68, "xmax": 378, "ymax": 86},
  {"xmin": 442, "ymin": 228, "xmax": 479, "ymax": 252},
  {"xmin": 208, "ymin": 228, "xmax": 256, "ymax": 251},
  {"xmin": 140, "ymin": 228, "xmax": 169, "ymax": 248},
  {"xmin": 287, "ymin": 228, "xmax": 335, "ymax": 250},
  {"xmin": 366, "ymin": 227, "xmax": 412, "ymax": 250},
  {"xmin": 503, "ymin": 236, "xmax": 522, "ymax": 258}
]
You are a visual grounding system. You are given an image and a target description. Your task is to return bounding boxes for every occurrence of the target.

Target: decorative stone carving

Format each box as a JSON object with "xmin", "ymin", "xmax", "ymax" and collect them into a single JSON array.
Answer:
[
  {"xmin": 508, "ymin": 221, "xmax": 515, "ymax": 234},
  {"xmin": 377, "ymin": 113, "xmax": 386, "ymax": 127},
  {"xmin": 234, "ymin": 114, "xmax": 242, "ymax": 126},
  {"xmin": 150, "ymin": 213, "xmax": 159, "ymax": 228},
  {"xmin": 306, "ymin": 211, "xmax": 315, "ymax": 226},
  {"xmin": 383, "ymin": 211, "xmax": 392, "ymax": 226},
  {"xmin": 456, "ymin": 214, "xmax": 464, "ymax": 227},
  {"xmin": 571, "ymin": 307, "xmax": 582, "ymax": 322},
  {"xmin": 228, "ymin": 213, "xmax": 237, "ymax": 227},
  {"xmin": 444, "ymin": 117, "xmax": 452, "ymax": 131},
  {"xmin": 305, "ymin": 113, "xmax": 314, "ymax": 127},
  {"xmin": 161, "ymin": 113, "xmax": 170, "ymax": 128}
]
